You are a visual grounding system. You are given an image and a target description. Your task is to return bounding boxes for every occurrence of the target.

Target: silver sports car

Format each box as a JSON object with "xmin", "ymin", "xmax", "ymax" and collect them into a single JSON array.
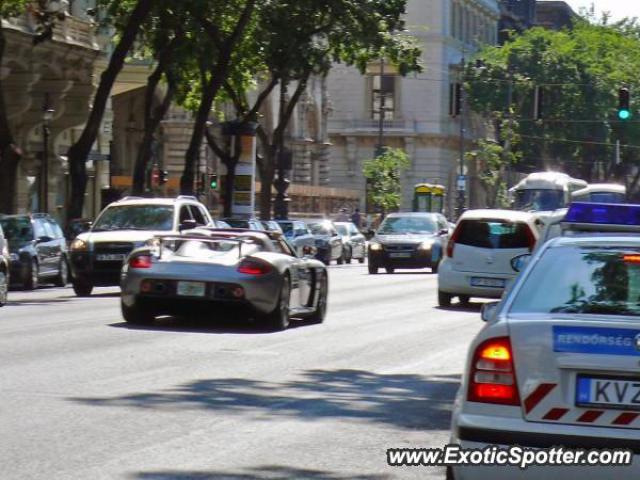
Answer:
[{"xmin": 120, "ymin": 228, "xmax": 328, "ymax": 331}]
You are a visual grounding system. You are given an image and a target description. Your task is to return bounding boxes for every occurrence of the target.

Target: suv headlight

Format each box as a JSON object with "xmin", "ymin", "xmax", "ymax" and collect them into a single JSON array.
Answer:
[
  {"xmin": 418, "ymin": 240, "xmax": 434, "ymax": 251},
  {"xmin": 70, "ymin": 238, "xmax": 89, "ymax": 252},
  {"xmin": 369, "ymin": 242, "xmax": 382, "ymax": 251}
]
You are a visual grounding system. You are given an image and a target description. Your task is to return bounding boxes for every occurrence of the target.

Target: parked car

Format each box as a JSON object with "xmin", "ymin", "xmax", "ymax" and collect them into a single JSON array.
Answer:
[
  {"xmin": 334, "ymin": 221, "xmax": 366, "ymax": 264},
  {"xmin": 307, "ymin": 220, "xmax": 344, "ymax": 265},
  {"xmin": 437, "ymin": 209, "xmax": 540, "ymax": 307},
  {"xmin": 222, "ymin": 218, "xmax": 263, "ymax": 230},
  {"xmin": 367, "ymin": 212, "xmax": 450, "ymax": 274},
  {"xmin": 68, "ymin": 196, "xmax": 213, "ymax": 296},
  {"xmin": 120, "ymin": 228, "xmax": 328, "ymax": 331},
  {"xmin": 260, "ymin": 220, "xmax": 283, "ymax": 233},
  {"xmin": 211, "ymin": 219, "xmax": 232, "ymax": 229},
  {"xmin": 276, "ymin": 220, "xmax": 316, "ymax": 257},
  {"xmin": 0, "ymin": 213, "xmax": 68, "ymax": 289},
  {"xmin": 0, "ymin": 222, "xmax": 9, "ymax": 305}
]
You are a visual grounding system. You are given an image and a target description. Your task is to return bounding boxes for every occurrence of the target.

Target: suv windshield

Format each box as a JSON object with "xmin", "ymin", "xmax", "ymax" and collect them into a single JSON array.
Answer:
[
  {"xmin": 513, "ymin": 189, "xmax": 564, "ymax": 211},
  {"xmin": 511, "ymin": 246, "xmax": 640, "ymax": 316},
  {"xmin": 0, "ymin": 217, "xmax": 33, "ymax": 242},
  {"xmin": 93, "ymin": 205, "xmax": 174, "ymax": 231},
  {"xmin": 378, "ymin": 216, "xmax": 436, "ymax": 235}
]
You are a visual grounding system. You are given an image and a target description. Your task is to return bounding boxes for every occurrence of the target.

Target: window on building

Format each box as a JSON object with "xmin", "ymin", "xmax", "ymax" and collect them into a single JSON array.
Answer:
[{"xmin": 371, "ymin": 74, "xmax": 396, "ymax": 121}]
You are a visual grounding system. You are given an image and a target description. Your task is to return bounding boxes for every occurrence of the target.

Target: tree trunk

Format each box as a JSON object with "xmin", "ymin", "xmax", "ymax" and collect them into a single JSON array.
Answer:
[
  {"xmin": 180, "ymin": 0, "xmax": 256, "ymax": 195},
  {"xmin": 222, "ymin": 161, "xmax": 237, "ymax": 218},
  {"xmin": 66, "ymin": 0, "xmax": 155, "ymax": 220},
  {"xmin": 0, "ymin": 27, "xmax": 21, "ymax": 213},
  {"xmin": 259, "ymin": 159, "xmax": 275, "ymax": 220},
  {"xmin": 132, "ymin": 72, "xmax": 176, "ymax": 195}
]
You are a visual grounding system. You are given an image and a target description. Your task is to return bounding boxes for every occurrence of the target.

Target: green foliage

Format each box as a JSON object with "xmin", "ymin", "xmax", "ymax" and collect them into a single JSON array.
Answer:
[
  {"xmin": 465, "ymin": 19, "xmax": 640, "ymax": 184},
  {"xmin": 362, "ymin": 147, "xmax": 410, "ymax": 213},
  {"xmin": 0, "ymin": 0, "xmax": 29, "ymax": 18}
]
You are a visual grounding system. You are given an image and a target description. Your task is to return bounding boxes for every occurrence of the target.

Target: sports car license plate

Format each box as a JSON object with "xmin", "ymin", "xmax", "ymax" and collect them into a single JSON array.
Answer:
[
  {"xmin": 96, "ymin": 254, "xmax": 126, "ymax": 262},
  {"xmin": 389, "ymin": 252, "xmax": 412, "ymax": 258},
  {"xmin": 470, "ymin": 277, "xmax": 505, "ymax": 288},
  {"xmin": 576, "ymin": 376, "xmax": 640, "ymax": 411},
  {"xmin": 177, "ymin": 281, "xmax": 206, "ymax": 297}
]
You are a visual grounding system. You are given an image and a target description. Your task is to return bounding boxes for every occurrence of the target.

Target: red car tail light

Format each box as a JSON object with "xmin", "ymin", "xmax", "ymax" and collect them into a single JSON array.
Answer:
[
  {"xmin": 237, "ymin": 258, "xmax": 272, "ymax": 275},
  {"xmin": 468, "ymin": 337, "xmax": 520, "ymax": 406},
  {"xmin": 446, "ymin": 223, "xmax": 461, "ymax": 258},
  {"xmin": 129, "ymin": 255, "xmax": 152, "ymax": 269}
]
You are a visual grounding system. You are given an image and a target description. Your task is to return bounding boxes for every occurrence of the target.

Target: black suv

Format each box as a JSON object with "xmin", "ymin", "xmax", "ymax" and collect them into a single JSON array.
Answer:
[{"xmin": 0, "ymin": 214, "xmax": 68, "ymax": 289}]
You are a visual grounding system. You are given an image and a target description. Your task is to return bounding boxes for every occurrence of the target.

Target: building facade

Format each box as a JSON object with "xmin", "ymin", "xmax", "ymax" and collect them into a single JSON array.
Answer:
[{"xmin": 326, "ymin": 0, "xmax": 500, "ymax": 215}]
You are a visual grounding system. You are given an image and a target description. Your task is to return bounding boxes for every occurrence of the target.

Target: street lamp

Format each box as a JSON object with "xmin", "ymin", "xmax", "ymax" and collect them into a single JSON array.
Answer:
[{"xmin": 42, "ymin": 99, "xmax": 55, "ymax": 213}]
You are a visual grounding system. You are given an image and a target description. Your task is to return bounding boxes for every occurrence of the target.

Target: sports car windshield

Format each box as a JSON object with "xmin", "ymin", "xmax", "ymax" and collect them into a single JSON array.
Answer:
[
  {"xmin": 510, "ymin": 246, "xmax": 640, "ymax": 316},
  {"xmin": 172, "ymin": 239, "xmax": 261, "ymax": 259},
  {"xmin": 93, "ymin": 205, "xmax": 174, "ymax": 231},
  {"xmin": 378, "ymin": 216, "xmax": 436, "ymax": 235}
]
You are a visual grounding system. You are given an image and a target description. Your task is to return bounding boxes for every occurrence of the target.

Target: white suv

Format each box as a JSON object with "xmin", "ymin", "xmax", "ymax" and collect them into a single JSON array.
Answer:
[
  {"xmin": 68, "ymin": 196, "xmax": 213, "ymax": 296},
  {"xmin": 437, "ymin": 210, "xmax": 540, "ymax": 307}
]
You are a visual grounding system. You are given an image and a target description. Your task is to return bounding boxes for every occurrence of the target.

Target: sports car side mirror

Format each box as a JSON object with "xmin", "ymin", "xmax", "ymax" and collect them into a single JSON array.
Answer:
[
  {"xmin": 481, "ymin": 301, "xmax": 500, "ymax": 322},
  {"xmin": 302, "ymin": 245, "xmax": 317, "ymax": 257}
]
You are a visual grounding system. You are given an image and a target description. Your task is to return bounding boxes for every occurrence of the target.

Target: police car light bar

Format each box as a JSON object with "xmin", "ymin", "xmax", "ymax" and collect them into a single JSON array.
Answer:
[{"xmin": 563, "ymin": 202, "xmax": 640, "ymax": 231}]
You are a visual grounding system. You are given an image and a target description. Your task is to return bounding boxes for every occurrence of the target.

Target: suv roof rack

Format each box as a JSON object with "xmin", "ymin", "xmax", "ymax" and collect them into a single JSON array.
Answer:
[
  {"xmin": 118, "ymin": 196, "xmax": 144, "ymax": 201},
  {"xmin": 177, "ymin": 195, "xmax": 198, "ymax": 201}
]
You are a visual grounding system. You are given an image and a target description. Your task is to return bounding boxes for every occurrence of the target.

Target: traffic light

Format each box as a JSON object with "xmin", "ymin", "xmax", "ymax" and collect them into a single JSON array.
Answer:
[
  {"xmin": 618, "ymin": 87, "xmax": 631, "ymax": 120},
  {"xmin": 209, "ymin": 174, "xmax": 218, "ymax": 189},
  {"xmin": 158, "ymin": 170, "xmax": 168, "ymax": 185}
]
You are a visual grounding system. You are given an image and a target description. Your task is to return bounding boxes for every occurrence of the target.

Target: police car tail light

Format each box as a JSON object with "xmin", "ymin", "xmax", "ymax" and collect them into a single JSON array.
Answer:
[
  {"xmin": 237, "ymin": 258, "xmax": 272, "ymax": 275},
  {"xmin": 446, "ymin": 225, "xmax": 461, "ymax": 257},
  {"xmin": 468, "ymin": 337, "xmax": 520, "ymax": 406},
  {"xmin": 129, "ymin": 255, "xmax": 152, "ymax": 269}
]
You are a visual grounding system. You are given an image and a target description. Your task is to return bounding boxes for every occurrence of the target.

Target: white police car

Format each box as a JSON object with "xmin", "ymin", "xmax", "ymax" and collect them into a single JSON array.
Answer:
[{"xmin": 449, "ymin": 202, "xmax": 640, "ymax": 479}]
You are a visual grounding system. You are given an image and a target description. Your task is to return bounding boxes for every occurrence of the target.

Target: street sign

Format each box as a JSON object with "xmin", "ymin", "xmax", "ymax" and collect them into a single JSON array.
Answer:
[{"xmin": 457, "ymin": 175, "xmax": 467, "ymax": 191}]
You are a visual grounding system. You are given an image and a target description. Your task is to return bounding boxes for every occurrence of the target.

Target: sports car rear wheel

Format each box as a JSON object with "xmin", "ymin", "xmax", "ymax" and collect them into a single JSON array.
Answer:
[
  {"xmin": 264, "ymin": 274, "xmax": 291, "ymax": 331},
  {"xmin": 308, "ymin": 272, "xmax": 328, "ymax": 324},
  {"xmin": 121, "ymin": 300, "xmax": 154, "ymax": 325}
]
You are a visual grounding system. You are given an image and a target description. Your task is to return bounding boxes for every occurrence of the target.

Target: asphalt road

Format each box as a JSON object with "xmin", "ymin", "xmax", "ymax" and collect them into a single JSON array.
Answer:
[{"xmin": 1, "ymin": 263, "xmax": 484, "ymax": 480}]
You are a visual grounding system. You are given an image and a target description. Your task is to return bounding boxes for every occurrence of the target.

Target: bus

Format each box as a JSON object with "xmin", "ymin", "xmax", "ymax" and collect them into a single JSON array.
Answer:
[
  {"xmin": 413, "ymin": 183, "xmax": 445, "ymax": 214},
  {"xmin": 571, "ymin": 183, "xmax": 626, "ymax": 204},
  {"xmin": 509, "ymin": 172, "xmax": 587, "ymax": 213}
]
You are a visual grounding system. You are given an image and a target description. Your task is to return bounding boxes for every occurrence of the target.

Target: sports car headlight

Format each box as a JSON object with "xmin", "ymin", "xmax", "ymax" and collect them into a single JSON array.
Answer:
[
  {"xmin": 418, "ymin": 240, "xmax": 434, "ymax": 251},
  {"xmin": 369, "ymin": 243, "xmax": 382, "ymax": 251},
  {"xmin": 70, "ymin": 238, "xmax": 88, "ymax": 251}
]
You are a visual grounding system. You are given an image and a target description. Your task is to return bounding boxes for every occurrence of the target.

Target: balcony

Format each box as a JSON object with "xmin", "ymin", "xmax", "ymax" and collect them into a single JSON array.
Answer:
[{"xmin": 328, "ymin": 118, "xmax": 417, "ymax": 136}]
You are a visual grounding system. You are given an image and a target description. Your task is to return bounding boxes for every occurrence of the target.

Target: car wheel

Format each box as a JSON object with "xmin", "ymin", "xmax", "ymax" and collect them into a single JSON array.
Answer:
[
  {"xmin": 368, "ymin": 262, "xmax": 378, "ymax": 274},
  {"xmin": 24, "ymin": 259, "xmax": 39, "ymax": 290},
  {"xmin": 337, "ymin": 251, "xmax": 344, "ymax": 265},
  {"xmin": 431, "ymin": 260, "xmax": 440, "ymax": 274},
  {"xmin": 72, "ymin": 281, "xmax": 93, "ymax": 297},
  {"xmin": 385, "ymin": 267, "xmax": 395, "ymax": 274},
  {"xmin": 438, "ymin": 290, "xmax": 452, "ymax": 307},
  {"xmin": 55, "ymin": 257, "xmax": 69, "ymax": 287},
  {"xmin": 121, "ymin": 300, "xmax": 154, "ymax": 325},
  {"xmin": 345, "ymin": 247, "xmax": 352, "ymax": 264},
  {"xmin": 459, "ymin": 295, "xmax": 471, "ymax": 306},
  {"xmin": 0, "ymin": 269, "xmax": 7, "ymax": 306},
  {"xmin": 308, "ymin": 271, "xmax": 328, "ymax": 324},
  {"xmin": 358, "ymin": 255, "xmax": 365, "ymax": 264},
  {"xmin": 264, "ymin": 274, "xmax": 291, "ymax": 331}
]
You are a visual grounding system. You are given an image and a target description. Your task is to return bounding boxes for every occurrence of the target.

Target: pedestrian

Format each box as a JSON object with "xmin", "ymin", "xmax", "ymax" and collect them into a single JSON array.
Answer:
[{"xmin": 350, "ymin": 208, "xmax": 362, "ymax": 229}]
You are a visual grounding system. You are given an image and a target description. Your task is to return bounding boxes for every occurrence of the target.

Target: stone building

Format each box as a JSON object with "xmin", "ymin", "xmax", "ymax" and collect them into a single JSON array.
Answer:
[{"xmin": 326, "ymin": 0, "xmax": 500, "ymax": 215}]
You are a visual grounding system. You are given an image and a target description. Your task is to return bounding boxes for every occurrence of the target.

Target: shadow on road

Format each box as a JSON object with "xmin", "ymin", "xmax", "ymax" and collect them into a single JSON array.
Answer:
[
  {"xmin": 69, "ymin": 369, "xmax": 460, "ymax": 432},
  {"xmin": 132, "ymin": 465, "xmax": 389, "ymax": 479},
  {"xmin": 435, "ymin": 302, "xmax": 484, "ymax": 313}
]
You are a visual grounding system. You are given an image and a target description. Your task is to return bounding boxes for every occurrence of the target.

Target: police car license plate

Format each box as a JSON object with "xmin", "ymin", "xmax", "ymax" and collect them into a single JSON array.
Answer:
[
  {"xmin": 470, "ymin": 277, "xmax": 505, "ymax": 288},
  {"xmin": 576, "ymin": 375, "xmax": 640, "ymax": 411},
  {"xmin": 177, "ymin": 281, "xmax": 206, "ymax": 297},
  {"xmin": 96, "ymin": 254, "xmax": 126, "ymax": 262},
  {"xmin": 389, "ymin": 252, "xmax": 412, "ymax": 258}
]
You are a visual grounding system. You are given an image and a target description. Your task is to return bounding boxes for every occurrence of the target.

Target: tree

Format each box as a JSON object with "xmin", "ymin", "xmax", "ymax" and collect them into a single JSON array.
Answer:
[
  {"xmin": 362, "ymin": 147, "xmax": 410, "ymax": 215},
  {"xmin": 66, "ymin": 0, "xmax": 156, "ymax": 220},
  {"xmin": 0, "ymin": 0, "xmax": 61, "ymax": 213},
  {"xmin": 465, "ymin": 19, "xmax": 640, "ymax": 194}
]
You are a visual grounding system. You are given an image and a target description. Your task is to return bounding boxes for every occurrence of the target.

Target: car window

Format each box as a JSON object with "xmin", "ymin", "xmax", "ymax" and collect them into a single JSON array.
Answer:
[
  {"xmin": 336, "ymin": 224, "xmax": 348, "ymax": 236},
  {"xmin": 225, "ymin": 219, "xmax": 249, "ymax": 229},
  {"xmin": 47, "ymin": 219, "xmax": 63, "ymax": 239},
  {"xmin": 188, "ymin": 205, "xmax": 207, "ymax": 226},
  {"xmin": 40, "ymin": 220, "xmax": 55, "ymax": 239},
  {"xmin": 378, "ymin": 216, "xmax": 437, "ymax": 234},
  {"xmin": 349, "ymin": 224, "xmax": 359, "ymax": 235},
  {"xmin": 309, "ymin": 223, "xmax": 333, "ymax": 235},
  {"xmin": 0, "ymin": 217, "xmax": 34, "ymax": 242},
  {"xmin": 510, "ymin": 246, "xmax": 640, "ymax": 317},
  {"xmin": 93, "ymin": 205, "xmax": 175, "ymax": 231},
  {"xmin": 455, "ymin": 219, "xmax": 532, "ymax": 249},
  {"xmin": 34, "ymin": 219, "xmax": 48, "ymax": 239},
  {"xmin": 179, "ymin": 206, "xmax": 193, "ymax": 224}
]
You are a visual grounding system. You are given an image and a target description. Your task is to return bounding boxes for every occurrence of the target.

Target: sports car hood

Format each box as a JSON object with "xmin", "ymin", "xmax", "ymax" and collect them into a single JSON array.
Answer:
[{"xmin": 374, "ymin": 233, "xmax": 437, "ymax": 244}]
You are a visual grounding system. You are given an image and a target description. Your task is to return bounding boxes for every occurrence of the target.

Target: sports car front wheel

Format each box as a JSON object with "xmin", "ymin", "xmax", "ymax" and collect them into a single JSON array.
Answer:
[{"xmin": 263, "ymin": 274, "xmax": 291, "ymax": 331}]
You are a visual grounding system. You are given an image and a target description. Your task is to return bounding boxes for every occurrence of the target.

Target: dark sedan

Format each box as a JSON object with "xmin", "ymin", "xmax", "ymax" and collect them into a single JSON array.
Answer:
[
  {"xmin": 367, "ymin": 212, "xmax": 450, "ymax": 274},
  {"xmin": 0, "ymin": 213, "xmax": 68, "ymax": 289},
  {"xmin": 307, "ymin": 220, "xmax": 344, "ymax": 265}
]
